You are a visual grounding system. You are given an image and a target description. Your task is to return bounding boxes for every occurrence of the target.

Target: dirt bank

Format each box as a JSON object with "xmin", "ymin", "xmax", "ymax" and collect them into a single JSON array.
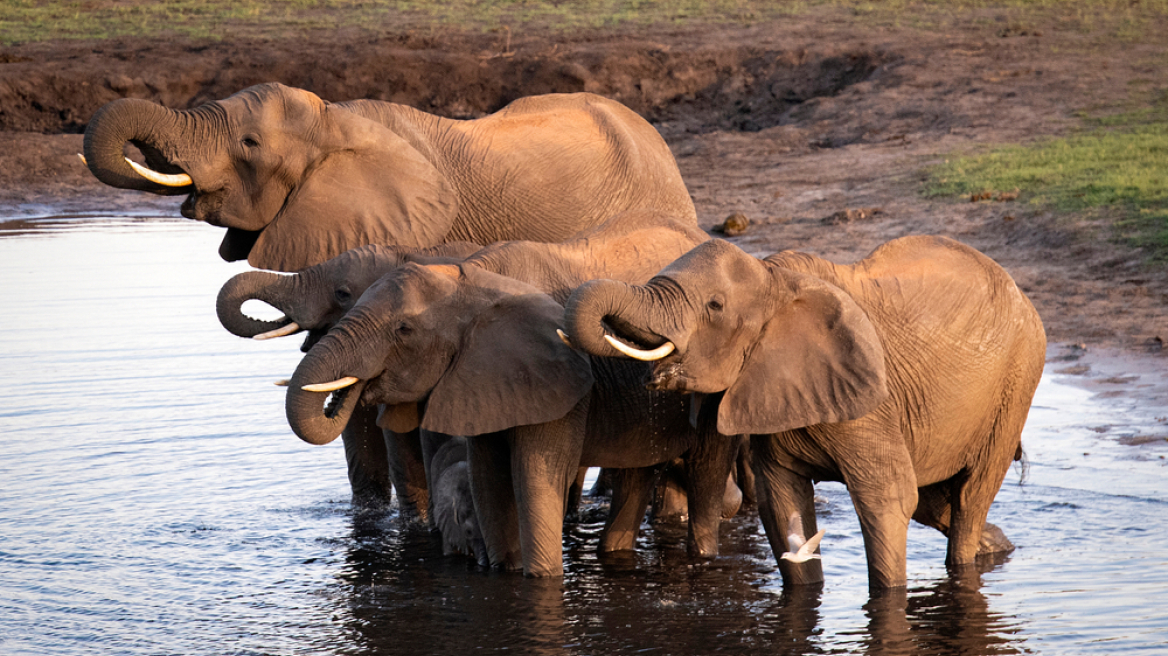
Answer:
[{"xmin": 2, "ymin": 16, "xmax": 1166, "ymax": 360}]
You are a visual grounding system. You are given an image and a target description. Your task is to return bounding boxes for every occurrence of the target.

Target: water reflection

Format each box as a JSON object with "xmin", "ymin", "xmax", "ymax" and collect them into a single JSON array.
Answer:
[
  {"xmin": 2, "ymin": 217, "xmax": 1166, "ymax": 655},
  {"xmin": 327, "ymin": 506, "xmax": 1033, "ymax": 656}
]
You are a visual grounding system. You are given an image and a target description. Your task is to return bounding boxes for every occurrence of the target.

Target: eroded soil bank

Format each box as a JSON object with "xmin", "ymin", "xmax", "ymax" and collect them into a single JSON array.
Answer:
[{"xmin": 2, "ymin": 16, "xmax": 1166, "ymax": 363}]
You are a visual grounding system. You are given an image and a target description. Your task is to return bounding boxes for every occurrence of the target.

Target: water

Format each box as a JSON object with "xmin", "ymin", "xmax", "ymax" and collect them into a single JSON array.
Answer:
[{"xmin": 1, "ymin": 215, "xmax": 1166, "ymax": 655}]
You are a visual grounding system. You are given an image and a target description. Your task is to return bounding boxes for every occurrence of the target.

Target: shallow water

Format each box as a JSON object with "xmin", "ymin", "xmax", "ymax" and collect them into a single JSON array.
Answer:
[{"xmin": 1, "ymin": 216, "xmax": 1166, "ymax": 655}]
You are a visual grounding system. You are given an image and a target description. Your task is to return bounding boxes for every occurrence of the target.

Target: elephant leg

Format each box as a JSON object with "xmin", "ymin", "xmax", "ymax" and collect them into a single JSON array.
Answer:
[
  {"xmin": 384, "ymin": 427, "xmax": 429, "ymax": 522},
  {"xmin": 734, "ymin": 436, "xmax": 756, "ymax": 507},
  {"xmin": 420, "ymin": 430, "xmax": 457, "ymax": 528},
  {"xmin": 649, "ymin": 459, "xmax": 687, "ymax": 524},
  {"xmin": 467, "ymin": 431, "xmax": 522, "ymax": 571},
  {"xmin": 601, "ymin": 465, "xmax": 663, "ymax": 552},
  {"xmin": 913, "ymin": 481, "xmax": 1014, "ymax": 558},
  {"xmin": 589, "ymin": 467, "xmax": 615, "ymax": 498},
  {"xmin": 945, "ymin": 440, "xmax": 1022, "ymax": 568},
  {"xmin": 564, "ymin": 466, "xmax": 589, "ymax": 524},
  {"xmin": 341, "ymin": 404, "xmax": 393, "ymax": 509},
  {"xmin": 684, "ymin": 403, "xmax": 740, "ymax": 559},
  {"xmin": 751, "ymin": 434, "xmax": 823, "ymax": 586},
  {"xmin": 720, "ymin": 472, "xmax": 743, "ymax": 520},
  {"xmin": 510, "ymin": 401, "xmax": 589, "ymax": 577},
  {"xmin": 838, "ymin": 430, "xmax": 918, "ymax": 590}
]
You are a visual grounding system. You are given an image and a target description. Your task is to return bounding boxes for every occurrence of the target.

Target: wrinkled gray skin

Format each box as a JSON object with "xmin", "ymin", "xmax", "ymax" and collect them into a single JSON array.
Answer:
[
  {"xmin": 83, "ymin": 83, "xmax": 697, "ymax": 272},
  {"xmin": 285, "ymin": 264, "xmax": 739, "ymax": 577},
  {"xmin": 217, "ymin": 209, "xmax": 709, "ymax": 515},
  {"xmin": 217, "ymin": 241, "xmax": 479, "ymax": 513},
  {"xmin": 429, "ymin": 436, "xmax": 487, "ymax": 563},
  {"xmin": 651, "ymin": 436, "xmax": 753, "ymax": 524},
  {"xmin": 563, "ymin": 235, "xmax": 1046, "ymax": 590}
]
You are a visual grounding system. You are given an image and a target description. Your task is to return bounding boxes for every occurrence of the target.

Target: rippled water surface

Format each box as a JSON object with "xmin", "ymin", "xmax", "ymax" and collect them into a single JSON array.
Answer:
[{"xmin": 2, "ymin": 216, "xmax": 1166, "ymax": 655}]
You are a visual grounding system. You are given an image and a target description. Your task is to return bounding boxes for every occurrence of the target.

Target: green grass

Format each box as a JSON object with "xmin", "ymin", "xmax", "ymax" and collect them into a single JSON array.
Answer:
[
  {"xmin": 1, "ymin": 0, "xmax": 1167, "ymax": 46},
  {"xmin": 926, "ymin": 96, "xmax": 1168, "ymax": 260}
]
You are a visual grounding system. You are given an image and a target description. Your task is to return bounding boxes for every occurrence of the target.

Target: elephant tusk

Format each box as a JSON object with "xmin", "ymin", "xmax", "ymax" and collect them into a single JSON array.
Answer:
[
  {"xmin": 274, "ymin": 379, "xmax": 289, "ymax": 387},
  {"xmin": 604, "ymin": 334, "xmax": 676, "ymax": 361},
  {"xmin": 125, "ymin": 157, "xmax": 193, "ymax": 187},
  {"xmin": 556, "ymin": 329, "xmax": 574, "ymax": 348},
  {"xmin": 302, "ymin": 376, "xmax": 359, "ymax": 393},
  {"xmin": 253, "ymin": 321, "xmax": 301, "ymax": 341},
  {"xmin": 77, "ymin": 153, "xmax": 87, "ymax": 165}
]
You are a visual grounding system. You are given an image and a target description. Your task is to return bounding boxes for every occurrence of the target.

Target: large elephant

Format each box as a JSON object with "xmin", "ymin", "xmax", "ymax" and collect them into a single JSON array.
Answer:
[
  {"xmin": 284, "ymin": 263, "xmax": 740, "ymax": 577},
  {"xmin": 216, "ymin": 209, "xmax": 709, "ymax": 513},
  {"xmin": 83, "ymin": 83, "xmax": 697, "ymax": 271},
  {"xmin": 562, "ymin": 235, "xmax": 1046, "ymax": 589}
]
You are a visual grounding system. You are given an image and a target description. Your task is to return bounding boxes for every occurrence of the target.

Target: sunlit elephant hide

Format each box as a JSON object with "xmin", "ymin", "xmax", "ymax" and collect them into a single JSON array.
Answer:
[
  {"xmin": 83, "ymin": 83, "xmax": 698, "ymax": 271},
  {"xmin": 563, "ymin": 235, "xmax": 1046, "ymax": 590},
  {"xmin": 285, "ymin": 264, "xmax": 740, "ymax": 577},
  {"xmin": 215, "ymin": 210, "xmax": 714, "ymax": 527}
]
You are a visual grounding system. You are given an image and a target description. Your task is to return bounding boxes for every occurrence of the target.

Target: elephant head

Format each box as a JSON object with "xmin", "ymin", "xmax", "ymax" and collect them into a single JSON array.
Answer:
[
  {"xmin": 215, "ymin": 242, "xmax": 481, "ymax": 349},
  {"xmin": 285, "ymin": 263, "xmax": 593, "ymax": 445},
  {"xmin": 83, "ymin": 83, "xmax": 459, "ymax": 271},
  {"xmin": 562, "ymin": 239, "xmax": 889, "ymax": 436}
]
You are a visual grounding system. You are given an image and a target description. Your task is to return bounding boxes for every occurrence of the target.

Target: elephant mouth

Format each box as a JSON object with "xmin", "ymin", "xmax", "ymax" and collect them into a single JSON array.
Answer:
[
  {"xmin": 600, "ymin": 320, "xmax": 693, "ymax": 392},
  {"xmin": 323, "ymin": 384, "xmax": 355, "ymax": 419},
  {"xmin": 219, "ymin": 227, "xmax": 262, "ymax": 262}
]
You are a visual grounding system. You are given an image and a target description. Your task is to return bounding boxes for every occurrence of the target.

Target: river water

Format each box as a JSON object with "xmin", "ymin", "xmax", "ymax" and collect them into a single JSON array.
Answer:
[{"xmin": 1, "ymin": 215, "xmax": 1166, "ymax": 655}]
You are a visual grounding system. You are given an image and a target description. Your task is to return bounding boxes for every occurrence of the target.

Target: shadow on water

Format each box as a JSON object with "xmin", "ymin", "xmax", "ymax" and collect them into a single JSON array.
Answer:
[{"xmin": 325, "ymin": 503, "xmax": 1027, "ymax": 656}]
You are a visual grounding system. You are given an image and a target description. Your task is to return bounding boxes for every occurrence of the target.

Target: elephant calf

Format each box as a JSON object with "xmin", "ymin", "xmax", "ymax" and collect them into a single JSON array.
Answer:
[
  {"xmin": 563, "ymin": 235, "xmax": 1046, "ymax": 590},
  {"xmin": 429, "ymin": 436, "xmax": 486, "ymax": 563}
]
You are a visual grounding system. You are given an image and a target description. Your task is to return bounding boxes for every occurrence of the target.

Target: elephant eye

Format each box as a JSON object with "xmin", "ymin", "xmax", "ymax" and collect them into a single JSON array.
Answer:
[
  {"xmin": 395, "ymin": 322, "xmax": 413, "ymax": 337},
  {"xmin": 707, "ymin": 298, "xmax": 724, "ymax": 311},
  {"xmin": 334, "ymin": 287, "xmax": 352, "ymax": 304},
  {"xmin": 241, "ymin": 136, "xmax": 260, "ymax": 148}
]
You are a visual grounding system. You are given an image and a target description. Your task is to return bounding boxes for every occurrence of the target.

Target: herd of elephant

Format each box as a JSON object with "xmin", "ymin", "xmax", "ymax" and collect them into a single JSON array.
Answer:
[{"xmin": 82, "ymin": 81, "xmax": 1046, "ymax": 592}]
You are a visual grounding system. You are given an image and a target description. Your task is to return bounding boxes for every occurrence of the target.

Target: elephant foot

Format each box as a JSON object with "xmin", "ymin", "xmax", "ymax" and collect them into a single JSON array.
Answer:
[
  {"xmin": 977, "ymin": 522, "xmax": 1014, "ymax": 555},
  {"xmin": 777, "ymin": 558, "xmax": 825, "ymax": 587}
]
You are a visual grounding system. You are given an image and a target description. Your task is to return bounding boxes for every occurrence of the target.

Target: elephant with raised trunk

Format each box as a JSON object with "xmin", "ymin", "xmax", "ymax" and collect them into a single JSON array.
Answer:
[
  {"xmin": 562, "ymin": 235, "xmax": 1046, "ymax": 590},
  {"xmin": 83, "ymin": 83, "xmax": 697, "ymax": 271},
  {"xmin": 285, "ymin": 263, "xmax": 740, "ymax": 577}
]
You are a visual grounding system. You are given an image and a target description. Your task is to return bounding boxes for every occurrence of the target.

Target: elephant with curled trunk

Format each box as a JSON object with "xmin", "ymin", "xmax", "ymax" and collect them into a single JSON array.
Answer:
[
  {"xmin": 285, "ymin": 263, "xmax": 740, "ymax": 577},
  {"xmin": 218, "ymin": 240, "xmax": 480, "ymax": 513},
  {"xmin": 216, "ymin": 210, "xmax": 714, "ymax": 516},
  {"xmin": 562, "ymin": 235, "xmax": 1046, "ymax": 590},
  {"xmin": 83, "ymin": 83, "xmax": 697, "ymax": 271}
]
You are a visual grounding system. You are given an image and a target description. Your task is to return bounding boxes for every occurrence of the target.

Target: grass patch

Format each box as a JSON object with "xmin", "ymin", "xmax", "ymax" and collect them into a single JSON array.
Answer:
[
  {"xmin": 926, "ymin": 95, "xmax": 1168, "ymax": 260},
  {"xmin": 1, "ymin": 0, "xmax": 1167, "ymax": 46}
]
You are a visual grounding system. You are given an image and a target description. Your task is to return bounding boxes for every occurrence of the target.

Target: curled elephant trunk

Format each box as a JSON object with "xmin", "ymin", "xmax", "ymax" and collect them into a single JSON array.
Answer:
[
  {"xmin": 82, "ymin": 98, "xmax": 219, "ymax": 194},
  {"xmin": 285, "ymin": 347, "xmax": 367, "ymax": 445},
  {"xmin": 562, "ymin": 278, "xmax": 675, "ymax": 359},
  {"xmin": 216, "ymin": 270, "xmax": 299, "ymax": 339}
]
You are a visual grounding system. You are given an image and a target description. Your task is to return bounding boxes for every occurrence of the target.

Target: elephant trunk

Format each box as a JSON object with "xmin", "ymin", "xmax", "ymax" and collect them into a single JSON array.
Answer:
[
  {"xmin": 216, "ymin": 270, "xmax": 299, "ymax": 338},
  {"xmin": 82, "ymin": 98, "xmax": 222, "ymax": 194},
  {"xmin": 285, "ymin": 337, "xmax": 368, "ymax": 445},
  {"xmin": 563, "ymin": 278, "xmax": 676, "ymax": 359}
]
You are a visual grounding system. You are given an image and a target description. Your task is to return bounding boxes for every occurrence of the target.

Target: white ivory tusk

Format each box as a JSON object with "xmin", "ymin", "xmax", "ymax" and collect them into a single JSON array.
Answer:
[
  {"xmin": 125, "ymin": 157, "xmax": 192, "ymax": 187},
  {"xmin": 253, "ymin": 321, "xmax": 301, "ymax": 341},
  {"xmin": 302, "ymin": 376, "xmax": 359, "ymax": 393},
  {"xmin": 274, "ymin": 379, "xmax": 289, "ymax": 387},
  {"xmin": 556, "ymin": 329, "xmax": 574, "ymax": 348},
  {"xmin": 604, "ymin": 334, "xmax": 676, "ymax": 361},
  {"xmin": 78, "ymin": 153, "xmax": 87, "ymax": 165}
]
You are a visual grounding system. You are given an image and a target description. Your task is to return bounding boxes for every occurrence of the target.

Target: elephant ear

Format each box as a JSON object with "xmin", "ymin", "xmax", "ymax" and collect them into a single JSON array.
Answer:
[
  {"xmin": 247, "ymin": 106, "xmax": 459, "ymax": 271},
  {"xmin": 718, "ymin": 269, "xmax": 888, "ymax": 436},
  {"xmin": 377, "ymin": 402, "xmax": 421, "ymax": 433},
  {"xmin": 422, "ymin": 292, "xmax": 595, "ymax": 437}
]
